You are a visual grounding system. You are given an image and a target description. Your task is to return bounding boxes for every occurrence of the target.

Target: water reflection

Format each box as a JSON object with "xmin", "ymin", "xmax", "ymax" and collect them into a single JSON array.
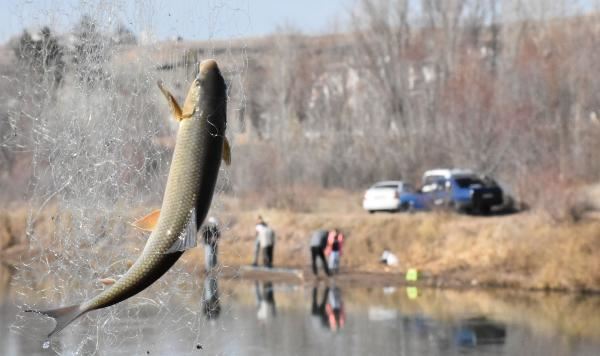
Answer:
[
  {"xmin": 311, "ymin": 284, "xmax": 328, "ymax": 328},
  {"xmin": 454, "ymin": 317, "xmax": 506, "ymax": 347},
  {"xmin": 255, "ymin": 281, "xmax": 276, "ymax": 322},
  {"xmin": 202, "ymin": 276, "xmax": 220, "ymax": 320},
  {"xmin": 408, "ymin": 315, "xmax": 507, "ymax": 352},
  {"xmin": 312, "ymin": 284, "xmax": 346, "ymax": 332},
  {"xmin": 1, "ymin": 280, "xmax": 599, "ymax": 355},
  {"xmin": 327, "ymin": 286, "xmax": 345, "ymax": 332}
]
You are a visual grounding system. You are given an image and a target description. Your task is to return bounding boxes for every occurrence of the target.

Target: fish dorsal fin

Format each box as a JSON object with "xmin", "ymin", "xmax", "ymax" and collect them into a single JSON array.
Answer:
[
  {"xmin": 222, "ymin": 137, "xmax": 231, "ymax": 165},
  {"xmin": 166, "ymin": 209, "xmax": 198, "ymax": 254},
  {"xmin": 131, "ymin": 209, "xmax": 161, "ymax": 231}
]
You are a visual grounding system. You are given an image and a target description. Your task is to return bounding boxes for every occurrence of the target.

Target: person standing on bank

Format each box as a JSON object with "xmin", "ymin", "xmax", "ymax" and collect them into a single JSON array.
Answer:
[
  {"xmin": 201, "ymin": 216, "xmax": 221, "ymax": 272},
  {"xmin": 310, "ymin": 229, "xmax": 331, "ymax": 277},
  {"xmin": 253, "ymin": 216, "xmax": 275, "ymax": 268}
]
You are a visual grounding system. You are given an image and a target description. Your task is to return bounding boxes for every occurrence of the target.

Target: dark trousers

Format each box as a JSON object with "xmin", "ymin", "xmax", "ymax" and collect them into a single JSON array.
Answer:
[
  {"xmin": 311, "ymin": 246, "xmax": 330, "ymax": 276},
  {"xmin": 263, "ymin": 245, "xmax": 274, "ymax": 268}
]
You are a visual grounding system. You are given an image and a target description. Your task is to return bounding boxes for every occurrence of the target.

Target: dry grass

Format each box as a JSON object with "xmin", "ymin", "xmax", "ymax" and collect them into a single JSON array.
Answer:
[
  {"xmin": 215, "ymin": 190, "xmax": 600, "ymax": 292},
  {"xmin": 213, "ymin": 209, "xmax": 599, "ymax": 291},
  {"xmin": 1, "ymin": 189, "xmax": 599, "ymax": 293}
]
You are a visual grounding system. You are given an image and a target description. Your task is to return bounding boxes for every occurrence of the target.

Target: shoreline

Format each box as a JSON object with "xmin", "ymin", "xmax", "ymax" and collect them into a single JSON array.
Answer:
[
  {"xmin": 180, "ymin": 207, "xmax": 600, "ymax": 294},
  {"xmin": 204, "ymin": 265, "xmax": 600, "ymax": 295}
]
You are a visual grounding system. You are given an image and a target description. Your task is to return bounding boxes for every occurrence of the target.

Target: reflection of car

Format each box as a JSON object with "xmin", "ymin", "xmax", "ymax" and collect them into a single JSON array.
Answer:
[
  {"xmin": 362, "ymin": 181, "xmax": 414, "ymax": 213},
  {"xmin": 454, "ymin": 317, "xmax": 506, "ymax": 346},
  {"xmin": 399, "ymin": 169, "xmax": 504, "ymax": 214}
]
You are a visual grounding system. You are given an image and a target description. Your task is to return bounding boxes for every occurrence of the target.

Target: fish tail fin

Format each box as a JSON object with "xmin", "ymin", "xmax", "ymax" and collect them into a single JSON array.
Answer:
[{"xmin": 26, "ymin": 304, "xmax": 85, "ymax": 338}]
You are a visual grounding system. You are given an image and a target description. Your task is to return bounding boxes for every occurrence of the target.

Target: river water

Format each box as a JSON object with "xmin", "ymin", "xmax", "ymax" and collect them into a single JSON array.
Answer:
[{"xmin": 1, "ymin": 276, "xmax": 599, "ymax": 356}]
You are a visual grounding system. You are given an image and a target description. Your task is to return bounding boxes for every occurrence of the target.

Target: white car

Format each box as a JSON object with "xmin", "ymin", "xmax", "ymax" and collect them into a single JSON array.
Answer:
[{"xmin": 362, "ymin": 181, "xmax": 414, "ymax": 213}]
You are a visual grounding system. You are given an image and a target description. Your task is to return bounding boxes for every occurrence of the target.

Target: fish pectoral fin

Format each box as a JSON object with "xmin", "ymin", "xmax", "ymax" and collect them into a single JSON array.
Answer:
[
  {"xmin": 131, "ymin": 209, "xmax": 160, "ymax": 232},
  {"xmin": 180, "ymin": 103, "xmax": 196, "ymax": 119},
  {"xmin": 99, "ymin": 277, "xmax": 117, "ymax": 286},
  {"xmin": 166, "ymin": 209, "xmax": 198, "ymax": 254},
  {"xmin": 157, "ymin": 80, "xmax": 184, "ymax": 121},
  {"xmin": 222, "ymin": 137, "xmax": 231, "ymax": 165}
]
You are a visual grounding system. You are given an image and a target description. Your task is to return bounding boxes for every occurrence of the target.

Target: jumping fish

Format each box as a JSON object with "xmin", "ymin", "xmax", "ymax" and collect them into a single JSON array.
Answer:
[{"xmin": 27, "ymin": 59, "xmax": 231, "ymax": 338}]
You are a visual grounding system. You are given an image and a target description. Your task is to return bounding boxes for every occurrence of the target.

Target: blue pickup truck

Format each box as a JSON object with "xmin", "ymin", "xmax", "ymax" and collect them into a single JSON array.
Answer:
[{"xmin": 399, "ymin": 169, "xmax": 504, "ymax": 214}]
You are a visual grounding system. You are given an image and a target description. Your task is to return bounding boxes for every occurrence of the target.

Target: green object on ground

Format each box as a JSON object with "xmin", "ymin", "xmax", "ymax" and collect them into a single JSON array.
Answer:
[
  {"xmin": 406, "ymin": 287, "xmax": 419, "ymax": 299},
  {"xmin": 406, "ymin": 268, "xmax": 418, "ymax": 282}
]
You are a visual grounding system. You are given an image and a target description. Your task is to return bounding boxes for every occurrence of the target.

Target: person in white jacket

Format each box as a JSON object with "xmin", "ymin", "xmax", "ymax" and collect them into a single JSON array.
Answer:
[{"xmin": 252, "ymin": 216, "xmax": 275, "ymax": 267}]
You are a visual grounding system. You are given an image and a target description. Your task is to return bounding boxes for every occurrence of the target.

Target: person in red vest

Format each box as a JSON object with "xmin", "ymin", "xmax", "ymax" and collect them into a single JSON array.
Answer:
[{"xmin": 326, "ymin": 229, "xmax": 344, "ymax": 274}]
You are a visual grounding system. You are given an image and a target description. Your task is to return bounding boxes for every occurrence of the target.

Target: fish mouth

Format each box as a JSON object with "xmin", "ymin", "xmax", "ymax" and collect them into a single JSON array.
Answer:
[
  {"xmin": 199, "ymin": 59, "xmax": 219, "ymax": 75},
  {"xmin": 196, "ymin": 59, "xmax": 226, "ymax": 103}
]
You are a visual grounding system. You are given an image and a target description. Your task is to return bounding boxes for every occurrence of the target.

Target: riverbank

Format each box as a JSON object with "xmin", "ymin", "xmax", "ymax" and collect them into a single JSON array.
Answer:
[
  {"xmin": 1, "ymin": 194, "xmax": 599, "ymax": 293},
  {"xmin": 179, "ymin": 200, "xmax": 600, "ymax": 292}
]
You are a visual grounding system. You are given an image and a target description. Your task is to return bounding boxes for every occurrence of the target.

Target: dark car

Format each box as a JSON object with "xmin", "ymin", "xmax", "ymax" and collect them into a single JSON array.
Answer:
[{"xmin": 399, "ymin": 169, "xmax": 503, "ymax": 214}]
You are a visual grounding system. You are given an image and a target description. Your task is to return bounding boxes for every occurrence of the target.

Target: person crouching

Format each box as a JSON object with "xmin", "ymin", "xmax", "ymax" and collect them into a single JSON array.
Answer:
[{"xmin": 310, "ymin": 229, "xmax": 331, "ymax": 277}]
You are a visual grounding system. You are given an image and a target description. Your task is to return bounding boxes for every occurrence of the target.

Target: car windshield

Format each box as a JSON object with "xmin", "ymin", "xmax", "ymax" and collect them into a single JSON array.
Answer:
[
  {"xmin": 454, "ymin": 177, "xmax": 484, "ymax": 188},
  {"xmin": 423, "ymin": 176, "xmax": 444, "ymax": 185}
]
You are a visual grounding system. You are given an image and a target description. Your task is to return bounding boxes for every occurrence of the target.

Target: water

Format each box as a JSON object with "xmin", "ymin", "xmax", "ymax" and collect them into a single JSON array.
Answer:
[{"xmin": 1, "ymin": 278, "xmax": 599, "ymax": 356}]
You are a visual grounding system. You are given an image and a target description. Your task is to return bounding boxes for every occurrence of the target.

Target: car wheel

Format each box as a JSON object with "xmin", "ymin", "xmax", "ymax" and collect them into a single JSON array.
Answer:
[{"xmin": 453, "ymin": 202, "xmax": 464, "ymax": 213}]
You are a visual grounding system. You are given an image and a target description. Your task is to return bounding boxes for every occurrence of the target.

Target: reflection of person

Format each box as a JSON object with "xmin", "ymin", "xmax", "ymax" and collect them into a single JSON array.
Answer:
[
  {"xmin": 202, "ymin": 276, "xmax": 221, "ymax": 320},
  {"xmin": 255, "ymin": 281, "xmax": 277, "ymax": 322},
  {"xmin": 201, "ymin": 217, "xmax": 220, "ymax": 272},
  {"xmin": 312, "ymin": 285, "xmax": 345, "ymax": 332},
  {"xmin": 310, "ymin": 230, "xmax": 331, "ymax": 277},
  {"xmin": 311, "ymin": 285, "xmax": 330, "ymax": 329},
  {"xmin": 326, "ymin": 229, "xmax": 344, "ymax": 274},
  {"xmin": 253, "ymin": 216, "xmax": 275, "ymax": 268},
  {"xmin": 325, "ymin": 286, "xmax": 345, "ymax": 332}
]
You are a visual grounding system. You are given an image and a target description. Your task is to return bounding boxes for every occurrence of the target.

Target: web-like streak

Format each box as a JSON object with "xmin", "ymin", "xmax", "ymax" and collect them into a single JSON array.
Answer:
[{"xmin": 8, "ymin": 1, "xmax": 248, "ymax": 354}]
